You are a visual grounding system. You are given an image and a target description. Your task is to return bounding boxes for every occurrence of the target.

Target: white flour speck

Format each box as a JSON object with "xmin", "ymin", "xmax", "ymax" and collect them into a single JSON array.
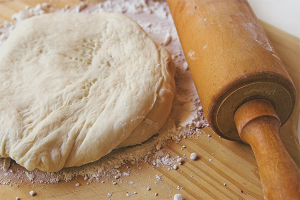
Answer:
[
  {"xmin": 174, "ymin": 194, "xmax": 183, "ymax": 200},
  {"xmin": 188, "ymin": 50, "xmax": 196, "ymax": 60},
  {"xmin": 29, "ymin": 191, "xmax": 36, "ymax": 196},
  {"xmin": 190, "ymin": 153, "xmax": 198, "ymax": 160}
]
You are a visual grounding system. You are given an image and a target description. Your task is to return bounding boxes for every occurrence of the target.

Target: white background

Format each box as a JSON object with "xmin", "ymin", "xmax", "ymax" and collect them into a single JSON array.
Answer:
[{"xmin": 248, "ymin": 0, "xmax": 300, "ymax": 38}]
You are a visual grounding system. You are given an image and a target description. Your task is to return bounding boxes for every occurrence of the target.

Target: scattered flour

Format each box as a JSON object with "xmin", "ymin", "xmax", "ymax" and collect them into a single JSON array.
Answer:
[
  {"xmin": 126, "ymin": 192, "xmax": 132, "ymax": 197},
  {"xmin": 174, "ymin": 193, "xmax": 184, "ymax": 200},
  {"xmin": 75, "ymin": 2, "xmax": 87, "ymax": 13},
  {"xmin": 177, "ymin": 157, "xmax": 184, "ymax": 164},
  {"xmin": 29, "ymin": 190, "xmax": 36, "ymax": 196},
  {"xmin": 155, "ymin": 174, "xmax": 163, "ymax": 182},
  {"xmin": 190, "ymin": 153, "xmax": 198, "ymax": 160},
  {"xmin": 163, "ymin": 31, "xmax": 172, "ymax": 46},
  {"xmin": 188, "ymin": 50, "xmax": 196, "ymax": 60},
  {"xmin": 0, "ymin": 0, "xmax": 208, "ymax": 185}
]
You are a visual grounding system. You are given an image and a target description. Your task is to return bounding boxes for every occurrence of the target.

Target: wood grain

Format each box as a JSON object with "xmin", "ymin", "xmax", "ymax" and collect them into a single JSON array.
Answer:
[
  {"xmin": 0, "ymin": 1, "xmax": 299, "ymax": 200},
  {"xmin": 234, "ymin": 99, "xmax": 300, "ymax": 199}
]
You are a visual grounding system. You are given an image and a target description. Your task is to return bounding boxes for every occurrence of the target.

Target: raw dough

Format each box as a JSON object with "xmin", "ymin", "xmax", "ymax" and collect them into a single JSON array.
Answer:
[{"xmin": 0, "ymin": 13, "xmax": 175, "ymax": 172}]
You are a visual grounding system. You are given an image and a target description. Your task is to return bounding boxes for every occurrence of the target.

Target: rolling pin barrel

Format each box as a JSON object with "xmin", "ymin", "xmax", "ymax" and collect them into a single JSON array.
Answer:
[
  {"xmin": 167, "ymin": 0, "xmax": 296, "ymax": 140},
  {"xmin": 167, "ymin": 0, "xmax": 299, "ymax": 199}
]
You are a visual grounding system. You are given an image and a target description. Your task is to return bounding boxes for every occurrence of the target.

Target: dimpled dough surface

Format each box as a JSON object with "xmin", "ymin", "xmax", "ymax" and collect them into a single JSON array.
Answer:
[{"xmin": 0, "ymin": 13, "xmax": 175, "ymax": 172}]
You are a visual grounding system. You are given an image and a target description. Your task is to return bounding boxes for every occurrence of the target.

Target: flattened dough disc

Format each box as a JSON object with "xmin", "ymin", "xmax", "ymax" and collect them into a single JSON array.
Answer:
[{"xmin": 0, "ymin": 13, "xmax": 175, "ymax": 172}]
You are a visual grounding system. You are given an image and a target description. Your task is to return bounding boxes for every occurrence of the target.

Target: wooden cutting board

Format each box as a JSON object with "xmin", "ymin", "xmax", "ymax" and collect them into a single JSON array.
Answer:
[{"xmin": 0, "ymin": 1, "xmax": 299, "ymax": 199}]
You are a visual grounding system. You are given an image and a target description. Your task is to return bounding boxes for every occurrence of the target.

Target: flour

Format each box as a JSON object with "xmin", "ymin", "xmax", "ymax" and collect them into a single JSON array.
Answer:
[
  {"xmin": 75, "ymin": 2, "xmax": 87, "ymax": 13},
  {"xmin": 174, "ymin": 193, "xmax": 184, "ymax": 200},
  {"xmin": 29, "ymin": 190, "xmax": 36, "ymax": 196},
  {"xmin": 190, "ymin": 153, "xmax": 198, "ymax": 160},
  {"xmin": 188, "ymin": 50, "xmax": 196, "ymax": 60},
  {"xmin": 155, "ymin": 174, "xmax": 163, "ymax": 181},
  {"xmin": 163, "ymin": 32, "xmax": 172, "ymax": 46},
  {"xmin": 11, "ymin": 11, "xmax": 30, "ymax": 22},
  {"xmin": 0, "ymin": 0, "xmax": 208, "ymax": 184}
]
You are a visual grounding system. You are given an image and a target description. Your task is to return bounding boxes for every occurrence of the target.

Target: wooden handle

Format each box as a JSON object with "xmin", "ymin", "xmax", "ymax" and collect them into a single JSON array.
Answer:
[{"xmin": 234, "ymin": 99, "xmax": 300, "ymax": 200}]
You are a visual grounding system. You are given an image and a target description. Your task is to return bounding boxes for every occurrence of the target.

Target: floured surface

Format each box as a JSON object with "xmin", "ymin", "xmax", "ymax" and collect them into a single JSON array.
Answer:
[
  {"xmin": 0, "ymin": 1, "xmax": 299, "ymax": 200},
  {"xmin": 0, "ymin": 12, "xmax": 175, "ymax": 172},
  {"xmin": 0, "ymin": 0, "xmax": 204, "ymax": 183}
]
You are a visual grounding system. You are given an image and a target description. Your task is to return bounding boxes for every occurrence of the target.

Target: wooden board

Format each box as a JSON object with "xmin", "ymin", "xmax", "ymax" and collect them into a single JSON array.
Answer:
[{"xmin": 0, "ymin": 1, "xmax": 299, "ymax": 199}]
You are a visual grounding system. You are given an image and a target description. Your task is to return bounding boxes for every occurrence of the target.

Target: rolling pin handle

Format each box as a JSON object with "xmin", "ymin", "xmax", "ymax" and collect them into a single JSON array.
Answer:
[{"xmin": 234, "ymin": 99, "xmax": 300, "ymax": 200}]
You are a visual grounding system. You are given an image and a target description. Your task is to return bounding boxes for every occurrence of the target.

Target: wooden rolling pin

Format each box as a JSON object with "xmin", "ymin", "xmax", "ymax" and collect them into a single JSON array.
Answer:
[{"xmin": 167, "ymin": 0, "xmax": 300, "ymax": 199}]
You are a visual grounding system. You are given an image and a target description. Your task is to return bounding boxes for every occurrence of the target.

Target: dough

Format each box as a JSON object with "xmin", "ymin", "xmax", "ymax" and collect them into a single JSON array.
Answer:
[{"xmin": 0, "ymin": 13, "xmax": 175, "ymax": 172}]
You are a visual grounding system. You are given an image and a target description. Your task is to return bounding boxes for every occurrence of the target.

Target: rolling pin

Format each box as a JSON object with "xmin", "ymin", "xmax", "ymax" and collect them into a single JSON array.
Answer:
[{"xmin": 167, "ymin": 0, "xmax": 300, "ymax": 199}]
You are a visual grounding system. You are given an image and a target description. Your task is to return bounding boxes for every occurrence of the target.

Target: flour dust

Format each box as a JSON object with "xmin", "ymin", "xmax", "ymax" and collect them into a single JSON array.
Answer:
[{"xmin": 0, "ymin": 0, "xmax": 208, "ymax": 185}]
